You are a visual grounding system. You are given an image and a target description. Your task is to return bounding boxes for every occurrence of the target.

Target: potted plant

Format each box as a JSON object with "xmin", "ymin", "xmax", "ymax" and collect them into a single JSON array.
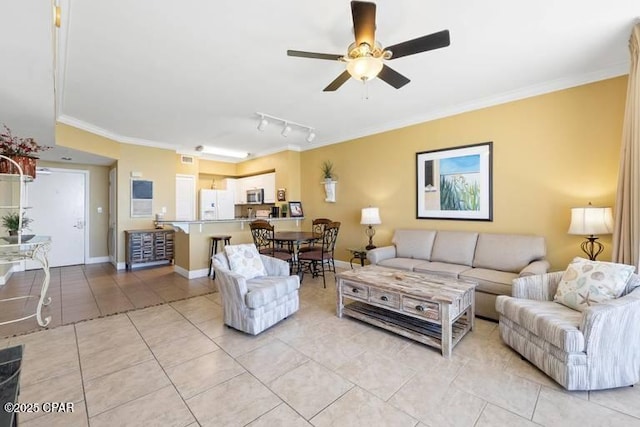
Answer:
[
  {"xmin": 1, "ymin": 212, "xmax": 33, "ymax": 236},
  {"xmin": 321, "ymin": 160, "xmax": 337, "ymax": 203},
  {"xmin": 0, "ymin": 125, "xmax": 51, "ymax": 178}
]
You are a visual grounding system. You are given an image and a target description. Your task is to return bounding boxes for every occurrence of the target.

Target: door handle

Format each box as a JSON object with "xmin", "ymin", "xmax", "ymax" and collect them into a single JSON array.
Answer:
[{"xmin": 73, "ymin": 220, "xmax": 85, "ymax": 229}]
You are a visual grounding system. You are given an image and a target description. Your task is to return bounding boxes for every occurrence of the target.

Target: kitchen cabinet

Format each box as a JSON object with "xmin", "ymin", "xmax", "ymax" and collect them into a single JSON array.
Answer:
[
  {"xmin": 234, "ymin": 173, "xmax": 276, "ymax": 204},
  {"xmin": 261, "ymin": 172, "xmax": 276, "ymax": 203}
]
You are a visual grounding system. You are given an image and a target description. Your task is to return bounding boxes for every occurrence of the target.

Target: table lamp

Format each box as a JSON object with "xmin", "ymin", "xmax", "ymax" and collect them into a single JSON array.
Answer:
[
  {"xmin": 361, "ymin": 207, "xmax": 381, "ymax": 250},
  {"xmin": 567, "ymin": 202, "xmax": 614, "ymax": 260}
]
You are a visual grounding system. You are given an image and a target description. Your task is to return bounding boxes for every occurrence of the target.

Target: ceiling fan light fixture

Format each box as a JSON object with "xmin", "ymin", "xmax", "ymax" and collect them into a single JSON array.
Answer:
[{"xmin": 347, "ymin": 56, "xmax": 383, "ymax": 81}]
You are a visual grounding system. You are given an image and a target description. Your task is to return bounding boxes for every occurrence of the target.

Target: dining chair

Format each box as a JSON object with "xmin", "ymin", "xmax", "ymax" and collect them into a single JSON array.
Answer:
[
  {"xmin": 298, "ymin": 221, "xmax": 340, "ymax": 288},
  {"xmin": 249, "ymin": 220, "xmax": 294, "ymax": 266},
  {"xmin": 298, "ymin": 218, "xmax": 332, "ymax": 254}
]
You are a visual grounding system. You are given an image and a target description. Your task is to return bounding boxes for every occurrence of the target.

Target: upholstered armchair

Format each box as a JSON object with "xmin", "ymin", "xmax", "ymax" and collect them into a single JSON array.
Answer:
[
  {"xmin": 212, "ymin": 250, "xmax": 299, "ymax": 335},
  {"xmin": 496, "ymin": 271, "xmax": 640, "ymax": 390}
]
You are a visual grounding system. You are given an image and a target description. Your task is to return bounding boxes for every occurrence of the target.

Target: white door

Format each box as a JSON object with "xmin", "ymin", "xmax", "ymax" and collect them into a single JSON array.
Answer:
[
  {"xmin": 26, "ymin": 169, "xmax": 86, "ymax": 268},
  {"xmin": 108, "ymin": 168, "xmax": 116, "ymax": 264},
  {"xmin": 176, "ymin": 174, "xmax": 196, "ymax": 221}
]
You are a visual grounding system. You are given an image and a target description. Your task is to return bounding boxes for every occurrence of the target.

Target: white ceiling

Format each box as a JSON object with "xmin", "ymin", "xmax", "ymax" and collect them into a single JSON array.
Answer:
[{"xmin": 4, "ymin": 1, "xmax": 640, "ymax": 164}]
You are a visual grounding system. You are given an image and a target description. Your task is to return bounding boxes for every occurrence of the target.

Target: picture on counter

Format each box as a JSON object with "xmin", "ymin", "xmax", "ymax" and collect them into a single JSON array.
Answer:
[
  {"xmin": 277, "ymin": 188, "xmax": 286, "ymax": 202},
  {"xmin": 288, "ymin": 201, "xmax": 304, "ymax": 217}
]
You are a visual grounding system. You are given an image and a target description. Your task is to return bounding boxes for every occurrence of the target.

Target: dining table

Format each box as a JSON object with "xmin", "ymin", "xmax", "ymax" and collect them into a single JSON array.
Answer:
[{"xmin": 271, "ymin": 231, "xmax": 321, "ymax": 273}]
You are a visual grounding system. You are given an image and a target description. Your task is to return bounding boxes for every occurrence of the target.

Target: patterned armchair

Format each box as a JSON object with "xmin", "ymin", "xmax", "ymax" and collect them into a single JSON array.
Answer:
[
  {"xmin": 212, "ymin": 250, "xmax": 299, "ymax": 335},
  {"xmin": 496, "ymin": 271, "xmax": 640, "ymax": 390}
]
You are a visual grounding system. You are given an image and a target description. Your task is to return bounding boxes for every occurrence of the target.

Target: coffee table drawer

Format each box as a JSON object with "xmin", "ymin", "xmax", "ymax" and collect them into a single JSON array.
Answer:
[
  {"xmin": 402, "ymin": 296, "xmax": 440, "ymax": 321},
  {"xmin": 369, "ymin": 288, "xmax": 400, "ymax": 309},
  {"xmin": 341, "ymin": 280, "xmax": 369, "ymax": 301}
]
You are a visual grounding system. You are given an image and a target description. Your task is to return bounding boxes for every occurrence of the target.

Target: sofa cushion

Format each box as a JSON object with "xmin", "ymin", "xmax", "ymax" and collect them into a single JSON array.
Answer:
[
  {"xmin": 554, "ymin": 257, "xmax": 635, "ymax": 312},
  {"xmin": 378, "ymin": 258, "xmax": 425, "ymax": 271},
  {"xmin": 225, "ymin": 244, "xmax": 267, "ymax": 279},
  {"xmin": 414, "ymin": 261, "xmax": 470, "ymax": 278},
  {"xmin": 430, "ymin": 231, "xmax": 478, "ymax": 266},
  {"xmin": 473, "ymin": 233, "xmax": 546, "ymax": 273},
  {"xmin": 392, "ymin": 229, "xmax": 436, "ymax": 260},
  {"xmin": 459, "ymin": 268, "xmax": 517, "ymax": 295},
  {"xmin": 245, "ymin": 275, "xmax": 299, "ymax": 309},
  {"xmin": 495, "ymin": 296, "xmax": 585, "ymax": 353}
]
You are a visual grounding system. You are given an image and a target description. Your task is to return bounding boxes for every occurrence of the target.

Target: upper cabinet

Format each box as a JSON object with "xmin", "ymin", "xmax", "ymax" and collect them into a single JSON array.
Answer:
[{"xmin": 228, "ymin": 172, "xmax": 276, "ymax": 205}]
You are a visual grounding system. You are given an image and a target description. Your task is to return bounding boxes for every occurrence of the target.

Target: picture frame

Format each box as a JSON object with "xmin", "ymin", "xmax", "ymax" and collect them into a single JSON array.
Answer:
[
  {"xmin": 130, "ymin": 179, "xmax": 153, "ymax": 218},
  {"xmin": 416, "ymin": 142, "xmax": 493, "ymax": 221},
  {"xmin": 288, "ymin": 201, "xmax": 304, "ymax": 218}
]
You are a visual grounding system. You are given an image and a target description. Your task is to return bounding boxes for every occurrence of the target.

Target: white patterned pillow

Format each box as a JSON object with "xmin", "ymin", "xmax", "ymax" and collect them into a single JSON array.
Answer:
[
  {"xmin": 225, "ymin": 244, "xmax": 267, "ymax": 279},
  {"xmin": 554, "ymin": 257, "xmax": 635, "ymax": 312}
]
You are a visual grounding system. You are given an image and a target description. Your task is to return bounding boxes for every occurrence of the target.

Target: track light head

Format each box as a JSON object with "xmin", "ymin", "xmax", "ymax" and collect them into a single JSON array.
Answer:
[
  {"xmin": 306, "ymin": 130, "xmax": 316, "ymax": 142},
  {"xmin": 282, "ymin": 124, "xmax": 292, "ymax": 137},
  {"xmin": 257, "ymin": 117, "xmax": 268, "ymax": 131}
]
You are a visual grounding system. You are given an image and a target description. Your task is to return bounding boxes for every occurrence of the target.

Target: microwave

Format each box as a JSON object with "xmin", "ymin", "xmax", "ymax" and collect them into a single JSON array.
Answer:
[{"xmin": 246, "ymin": 188, "xmax": 264, "ymax": 204}]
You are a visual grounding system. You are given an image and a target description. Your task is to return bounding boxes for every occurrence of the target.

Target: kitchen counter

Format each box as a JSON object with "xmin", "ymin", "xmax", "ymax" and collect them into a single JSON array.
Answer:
[{"xmin": 157, "ymin": 216, "xmax": 304, "ymax": 233}]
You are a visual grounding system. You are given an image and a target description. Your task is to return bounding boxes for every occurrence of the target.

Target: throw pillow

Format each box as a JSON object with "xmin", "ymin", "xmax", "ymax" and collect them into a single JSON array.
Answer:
[
  {"xmin": 225, "ymin": 244, "xmax": 267, "ymax": 279},
  {"xmin": 554, "ymin": 257, "xmax": 635, "ymax": 311}
]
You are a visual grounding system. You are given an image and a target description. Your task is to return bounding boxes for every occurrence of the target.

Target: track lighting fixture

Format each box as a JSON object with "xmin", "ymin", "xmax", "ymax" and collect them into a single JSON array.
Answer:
[
  {"xmin": 257, "ymin": 115, "xmax": 268, "ymax": 131},
  {"xmin": 256, "ymin": 112, "xmax": 317, "ymax": 142}
]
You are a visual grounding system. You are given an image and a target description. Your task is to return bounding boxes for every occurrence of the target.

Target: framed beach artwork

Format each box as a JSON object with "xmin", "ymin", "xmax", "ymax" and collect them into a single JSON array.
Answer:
[{"xmin": 416, "ymin": 142, "xmax": 493, "ymax": 221}]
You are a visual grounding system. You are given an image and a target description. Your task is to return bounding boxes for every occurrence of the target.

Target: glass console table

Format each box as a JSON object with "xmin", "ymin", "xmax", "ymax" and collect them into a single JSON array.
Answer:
[{"xmin": 0, "ymin": 236, "xmax": 52, "ymax": 327}]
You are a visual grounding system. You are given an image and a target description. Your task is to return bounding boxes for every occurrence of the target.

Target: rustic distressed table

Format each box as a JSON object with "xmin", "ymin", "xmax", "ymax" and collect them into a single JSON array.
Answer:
[{"xmin": 336, "ymin": 265, "xmax": 476, "ymax": 358}]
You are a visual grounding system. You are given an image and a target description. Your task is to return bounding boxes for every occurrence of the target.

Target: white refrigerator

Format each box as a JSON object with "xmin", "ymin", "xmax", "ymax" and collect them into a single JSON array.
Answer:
[{"xmin": 199, "ymin": 189, "xmax": 235, "ymax": 220}]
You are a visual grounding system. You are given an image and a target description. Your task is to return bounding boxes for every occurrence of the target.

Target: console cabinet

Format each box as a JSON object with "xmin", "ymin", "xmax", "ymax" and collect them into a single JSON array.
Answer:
[{"xmin": 125, "ymin": 229, "xmax": 174, "ymax": 270}]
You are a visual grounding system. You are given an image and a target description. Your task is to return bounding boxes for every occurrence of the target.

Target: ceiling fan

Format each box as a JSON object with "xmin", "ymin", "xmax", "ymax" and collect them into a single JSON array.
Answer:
[{"xmin": 287, "ymin": 1, "xmax": 450, "ymax": 91}]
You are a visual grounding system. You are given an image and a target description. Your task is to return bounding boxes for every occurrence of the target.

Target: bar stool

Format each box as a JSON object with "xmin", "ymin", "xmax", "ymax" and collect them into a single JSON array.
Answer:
[{"xmin": 208, "ymin": 235, "xmax": 231, "ymax": 278}]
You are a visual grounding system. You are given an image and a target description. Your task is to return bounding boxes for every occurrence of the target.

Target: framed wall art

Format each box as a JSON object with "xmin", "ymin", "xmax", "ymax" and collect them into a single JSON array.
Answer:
[
  {"xmin": 288, "ymin": 201, "xmax": 304, "ymax": 218},
  {"xmin": 416, "ymin": 142, "xmax": 493, "ymax": 221}
]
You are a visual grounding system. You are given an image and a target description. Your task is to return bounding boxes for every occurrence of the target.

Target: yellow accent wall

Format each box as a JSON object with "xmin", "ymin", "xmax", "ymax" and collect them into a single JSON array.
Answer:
[
  {"xmin": 56, "ymin": 123, "xmax": 121, "ymax": 159},
  {"xmin": 300, "ymin": 76, "xmax": 627, "ymax": 271}
]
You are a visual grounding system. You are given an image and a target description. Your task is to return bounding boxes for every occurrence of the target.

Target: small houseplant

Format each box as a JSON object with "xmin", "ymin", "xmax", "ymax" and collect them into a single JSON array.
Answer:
[
  {"xmin": 1, "ymin": 212, "xmax": 33, "ymax": 236},
  {"xmin": 0, "ymin": 124, "xmax": 51, "ymax": 178},
  {"xmin": 321, "ymin": 160, "xmax": 337, "ymax": 203}
]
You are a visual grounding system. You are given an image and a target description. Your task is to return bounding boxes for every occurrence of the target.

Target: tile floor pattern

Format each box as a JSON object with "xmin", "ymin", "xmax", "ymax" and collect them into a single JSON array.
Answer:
[
  {"xmin": 1, "ymin": 267, "xmax": 640, "ymax": 426},
  {"xmin": 0, "ymin": 263, "xmax": 216, "ymax": 338}
]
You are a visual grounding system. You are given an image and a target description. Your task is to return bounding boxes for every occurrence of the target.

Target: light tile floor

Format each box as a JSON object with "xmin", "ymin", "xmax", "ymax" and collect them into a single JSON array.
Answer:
[{"xmin": 2, "ymin": 267, "xmax": 640, "ymax": 426}]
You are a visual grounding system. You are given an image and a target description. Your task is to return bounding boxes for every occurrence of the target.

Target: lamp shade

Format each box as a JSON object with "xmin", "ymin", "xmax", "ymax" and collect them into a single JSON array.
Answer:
[
  {"xmin": 361, "ymin": 207, "xmax": 381, "ymax": 225},
  {"xmin": 568, "ymin": 205, "xmax": 614, "ymax": 236},
  {"xmin": 347, "ymin": 56, "xmax": 383, "ymax": 81}
]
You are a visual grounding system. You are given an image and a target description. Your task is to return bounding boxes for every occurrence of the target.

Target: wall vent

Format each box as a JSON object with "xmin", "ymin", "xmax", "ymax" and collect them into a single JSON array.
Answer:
[{"xmin": 181, "ymin": 155, "xmax": 195, "ymax": 164}]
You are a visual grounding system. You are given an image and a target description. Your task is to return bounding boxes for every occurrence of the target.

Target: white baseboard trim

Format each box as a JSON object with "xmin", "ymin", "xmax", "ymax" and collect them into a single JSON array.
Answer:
[
  {"xmin": 86, "ymin": 256, "xmax": 110, "ymax": 264},
  {"xmin": 0, "ymin": 265, "xmax": 14, "ymax": 285},
  {"xmin": 116, "ymin": 262, "xmax": 127, "ymax": 270},
  {"xmin": 174, "ymin": 265, "xmax": 209, "ymax": 279}
]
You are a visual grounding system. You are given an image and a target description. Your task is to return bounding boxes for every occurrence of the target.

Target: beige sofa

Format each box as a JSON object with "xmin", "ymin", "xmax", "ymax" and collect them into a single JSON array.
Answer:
[{"xmin": 366, "ymin": 229, "xmax": 549, "ymax": 320}]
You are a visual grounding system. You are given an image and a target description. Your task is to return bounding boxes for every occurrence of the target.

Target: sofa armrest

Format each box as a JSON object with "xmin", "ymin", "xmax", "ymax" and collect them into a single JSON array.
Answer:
[
  {"xmin": 367, "ymin": 246, "xmax": 396, "ymax": 264},
  {"xmin": 211, "ymin": 260, "xmax": 249, "ymax": 305},
  {"xmin": 512, "ymin": 271, "xmax": 564, "ymax": 300},
  {"xmin": 260, "ymin": 255, "xmax": 289, "ymax": 276},
  {"xmin": 581, "ymin": 288, "xmax": 640, "ymax": 359},
  {"xmin": 519, "ymin": 260, "xmax": 550, "ymax": 277}
]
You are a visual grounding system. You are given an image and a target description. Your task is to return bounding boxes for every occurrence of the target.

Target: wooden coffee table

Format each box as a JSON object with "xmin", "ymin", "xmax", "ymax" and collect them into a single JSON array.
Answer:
[{"xmin": 336, "ymin": 265, "xmax": 476, "ymax": 358}]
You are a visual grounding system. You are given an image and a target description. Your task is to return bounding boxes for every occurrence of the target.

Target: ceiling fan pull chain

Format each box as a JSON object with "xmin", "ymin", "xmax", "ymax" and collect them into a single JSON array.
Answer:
[{"xmin": 361, "ymin": 78, "xmax": 370, "ymax": 101}]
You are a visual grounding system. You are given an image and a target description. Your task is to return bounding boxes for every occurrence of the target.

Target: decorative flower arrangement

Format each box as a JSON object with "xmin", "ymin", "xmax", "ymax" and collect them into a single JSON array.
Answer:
[
  {"xmin": 1, "ymin": 212, "xmax": 33, "ymax": 235},
  {"xmin": 0, "ymin": 125, "xmax": 51, "ymax": 157}
]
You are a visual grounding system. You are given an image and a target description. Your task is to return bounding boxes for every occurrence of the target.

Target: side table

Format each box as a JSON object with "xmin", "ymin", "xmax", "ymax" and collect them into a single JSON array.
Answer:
[{"xmin": 347, "ymin": 248, "xmax": 368, "ymax": 268}]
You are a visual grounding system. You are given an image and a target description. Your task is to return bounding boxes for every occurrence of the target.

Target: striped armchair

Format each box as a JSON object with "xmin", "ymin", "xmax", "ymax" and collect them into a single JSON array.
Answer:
[{"xmin": 496, "ymin": 272, "xmax": 640, "ymax": 390}]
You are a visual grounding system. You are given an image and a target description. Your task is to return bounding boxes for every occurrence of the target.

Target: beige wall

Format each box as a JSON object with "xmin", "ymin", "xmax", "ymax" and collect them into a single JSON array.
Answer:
[
  {"xmin": 38, "ymin": 161, "xmax": 110, "ymax": 259},
  {"xmin": 56, "ymin": 123, "xmax": 121, "ymax": 159},
  {"xmin": 300, "ymin": 77, "xmax": 627, "ymax": 271}
]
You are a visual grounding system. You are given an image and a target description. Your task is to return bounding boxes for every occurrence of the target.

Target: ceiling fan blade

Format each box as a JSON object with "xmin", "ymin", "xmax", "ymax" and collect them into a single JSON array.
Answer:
[
  {"xmin": 323, "ymin": 71, "xmax": 351, "ymax": 92},
  {"xmin": 385, "ymin": 30, "xmax": 450, "ymax": 60},
  {"xmin": 351, "ymin": 1, "xmax": 376, "ymax": 47},
  {"xmin": 287, "ymin": 50, "xmax": 343, "ymax": 61},
  {"xmin": 377, "ymin": 65, "xmax": 410, "ymax": 89}
]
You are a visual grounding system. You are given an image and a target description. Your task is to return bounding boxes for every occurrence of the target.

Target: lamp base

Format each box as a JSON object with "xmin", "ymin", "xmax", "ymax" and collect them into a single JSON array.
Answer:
[
  {"xmin": 364, "ymin": 225, "xmax": 376, "ymax": 251},
  {"xmin": 365, "ymin": 244, "xmax": 376, "ymax": 250},
  {"xmin": 580, "ymin": 236, "xmax": 604, "ymax": 261}
]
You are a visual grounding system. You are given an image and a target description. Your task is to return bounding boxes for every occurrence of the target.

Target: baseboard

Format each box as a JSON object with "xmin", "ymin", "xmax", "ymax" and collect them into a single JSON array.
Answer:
[
  {"xmin": 174, "ymin": 265, "xmax": 209, "ymax": 279},
  {"xmin": 0, "ymin": 264, "xmax": 14, "ymax": 285},
  {"xmin": 116, "ymin": 262, "xmax": 127, "ymax": 270},
  {"xmin": 86, "ymin": 256, "xmax": 110, "ymax": 264}
]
